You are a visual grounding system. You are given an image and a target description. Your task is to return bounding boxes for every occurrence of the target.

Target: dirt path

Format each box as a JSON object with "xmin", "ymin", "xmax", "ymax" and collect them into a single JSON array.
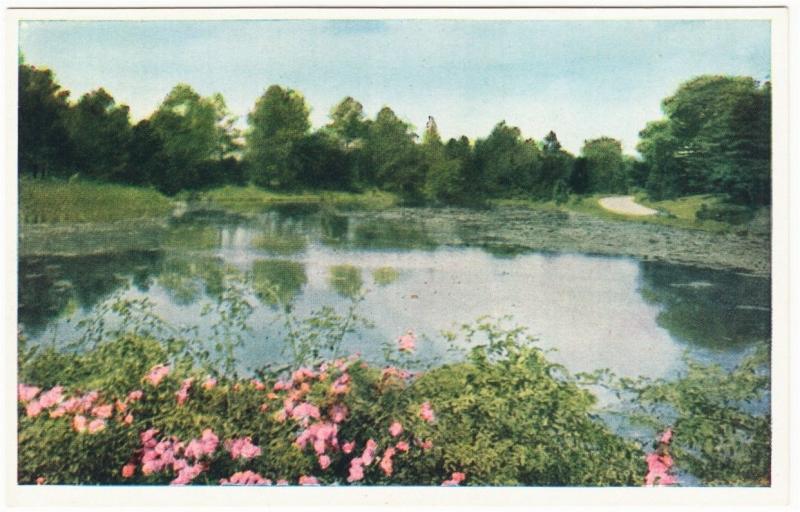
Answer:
[{"xmin": 598, "ymin": 195, "xmax": 658, "ymax": 216}]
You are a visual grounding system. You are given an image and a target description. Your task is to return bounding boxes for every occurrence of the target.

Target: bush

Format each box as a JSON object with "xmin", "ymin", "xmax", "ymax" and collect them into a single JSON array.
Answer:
[{"xmin": 695, "ymin": 202, "xmax": 754, "ymax": 225}]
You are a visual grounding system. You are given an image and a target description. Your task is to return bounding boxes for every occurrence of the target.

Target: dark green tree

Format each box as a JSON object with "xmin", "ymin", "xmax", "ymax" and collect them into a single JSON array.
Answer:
[
  {"xmin": 246, "ymin": 85, "xmax": 311, "ymax": 189},
  {"xmin": 580, "ymin": 137, "xmax": 626, "ymax": 193},
  {"xmin": 327, "ymin": 96, "xmax": 368, "ymax": 149}
]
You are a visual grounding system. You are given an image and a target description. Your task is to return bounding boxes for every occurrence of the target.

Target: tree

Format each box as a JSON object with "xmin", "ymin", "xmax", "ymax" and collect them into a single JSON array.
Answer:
[
  {"xmin": 18, "ymin": 64, "xmax": 73, "ymax": 178},
  {"xmin": 637, "ymin": 75, "xmax": 771, "ymax": 204},
  {"xmin": 149, "ymin": 84, "xmax": 239, "ymax": 194},
  {"xmin": 327, "ymin": 96, "xmax": 367, "ymax": 149},
  {"xmin": 65, "ymin": 88, "xmax": 132, "ymax": 182},
  {"xmin": 537, "ymin": 131, "xmax": 574, "ymax": 200},
  {"xmin": 580, "ymin": 137, "xmax": 626, "ymax": 194},
  {"xmin": 359, "ymin": 106, "xmax": 424, "ymax": 201},
  {"xmin": 246, "ymin": 85, "xmax": 311, "ymax": 189},
  {"xmin": 290, "ymin": 131, "xmax": 353, "ymax": 190},
  {"xmin": 473, "ymin": 122, "xmax": 538, "ymax": 197}
]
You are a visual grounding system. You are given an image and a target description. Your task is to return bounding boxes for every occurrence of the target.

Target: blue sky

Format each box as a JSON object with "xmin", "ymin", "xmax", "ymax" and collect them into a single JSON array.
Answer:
[{"xmin": 18, "ymin": 19, "xmax": 771, "ymax": 154}]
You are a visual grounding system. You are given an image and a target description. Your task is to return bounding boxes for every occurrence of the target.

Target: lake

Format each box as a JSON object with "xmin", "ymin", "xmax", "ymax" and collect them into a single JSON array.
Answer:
[{"xmin": 19, "ymin": 204, "xmax": 771, "ymax": 382}]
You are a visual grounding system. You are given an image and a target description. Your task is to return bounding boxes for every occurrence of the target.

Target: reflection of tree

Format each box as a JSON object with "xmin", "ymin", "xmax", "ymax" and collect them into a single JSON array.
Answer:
[
  {"xmin": 251, "ymin": 211, "xmax": 309, "ymax": 255},
  {"xmin": 157, "ymin": 256, "xmax": 227, "ymax": 305},
  {"xmin": 372, "ymin": 266, "xmax": 400, "ymax": 286},
  {"xmin": 18, "ymin": 250, "xmax": 163, "ymax": 334},
  {"xmin": 328, "ymin": 264, "xmax": 363, "ymax": 299},
  {"xmin": 351, "ymin": 218, "xmax": 437, "ymax": 250},
  {"xmin": 251, "ymin": 259, "xmax": 308, "ymax": 308},
  {"xmin": 638, "ymin": 261, "xmax": 770, "ymax": 348},
  {"xmin": 163, "ymin": 225, "xmax": 221, "ymax": 250},
  {"xmin": 320, "ymin": 211, "xmax": 349, "ymax": 244}
]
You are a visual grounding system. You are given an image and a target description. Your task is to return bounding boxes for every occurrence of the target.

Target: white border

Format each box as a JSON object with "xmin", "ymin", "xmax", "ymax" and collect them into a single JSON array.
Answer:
[{"xmin": 2, "ymin": 5, "xmax": 792, "ymax": 509}]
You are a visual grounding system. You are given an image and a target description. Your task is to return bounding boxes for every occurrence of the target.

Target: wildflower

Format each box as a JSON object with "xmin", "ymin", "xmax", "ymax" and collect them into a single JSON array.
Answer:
[
  {"xmin": 123, "ymin": 414, "xmax": 134, "ymax": 425},
  {"xmin": 145, "ymin": 365, "xmax": 170, "ymax": 386},
  {"xmin": 331, "ymin": 374, "xmax": 350, "ymax": 395},
  {"xmin": 88, "ymin": 418, "xmax": 106, "ymax": 434},
  {"xmin": 329, "ymin": 404, "xmax": 348, "ymax": 423},
  {"xmin": 381, "ymin": 367, "xmax": 411, "ymax": 381},
  {"xmin": 276, "ymin": 479, "xmax": 289, "ymax": 486},
  {"xmin": 127, "ymin": 390, "xmax": 143, "ymax": 402},
  {"xmin": 388, "ymin": 421, "xmax": 403, "ymax": 437},
  {"xmin": 292, "ymin": 367, "xmax": 316, "ymax": 384},
  {"xmin": 342, "ymin": 441, "xmax": 355, "ymax": 454},
  {"xmin": 72, "ymin": 415, "xmax": 88, "ymax": 433},
  {"xmin": 18, "ymin": 384, "xmax": 41, "ymax": 403},
  {"xmin": 442, "ymin": 472, "xmax": 466, "ymax": 486},
  {"xmin": 361, "ymin": 439, "xmax": 378, "ymax": 466},
  {"xmin": 397, "ymin": 331, "xmax": 416, "ymax": 352},
  {"xmin": 37, "ymin": 386, "xmax": 64, "ymax": 409},
  {"xmin": 380, "ymin": 447, "xmax": 396, "ymax": 476},
  {"xmin": 176, "ymin": 378, "xmax": 193, "ymax": 406},
  {"xmin": 251, "ymin": 379, "xmax": 266, "ymax": 391},
  {"xmin": 420, "ymin": 402, "xmax": 436, "ymax": 423},
  {"xmin": 273, "ymin": 380, "xmax": 291, "ymax": 392},
  {"xmin": 660, "ymin": 427, "xmax": 673, "ymax": 445},
  {"xmin": 121, "ymin": 463, "xmax": 136, "ymax": 478},
  {"xmin": 140, "ymin": 428, "xmax": 159, "ymax": 449},
  {"xmin": 202, "ymin": 378, "xmax": 217, "ymax": 391},
  {"xmin": 185, "ymin": 429, "xmax": 218, "ymax": 459},
  {"xmin": 225, "ymin": 437, "xmax": 261, "ymax": 460},
  {"xmin": 115, "ymin": 400, "xmax": 127, "ymax": 413},
  {"xmin": 25, "ymin": 401, "xmax": 43, "ymax": 418},
  {"xmin": 318, "ymin": 454, "xmax": 332, "ymax": 470},
  {"xmin": 645, "ymin": 452, "xmax": 677, "ymax": 486},
  {"xmin": 395, "ymin": 441, "xmax": 409, "ymax": 452},
  {"xmin": 91, "ymin": 404, "xmax": 113, "ymax": 419},
  {"xmin": 295, "ymin": 422, "xmax": 339, "ymax": 455},
  {"xmin": 220, "ymin": 470, "xmax": 272, "ymax": 485},
  {"xmin": 420, "ymin": 439, "xmax": 433, "ymax": 450},
  {"xmin": 347, "ymin": 458, "xmax": 365, "ymax": 483},
  {"xmin": 171, "ymin": 462, "xmax": 204, "ymax": 486},
  {"xmin": 299, "ymin": 475, "xmax": 319, "ymax": 486},
  {"xmin": 267, "ymin": 392, "xmax": 278, "ymax": 400},
  {"xmin": 274, "ymin": 410, "xmax": 288, "ymax": 423},
  {"xmin": 290, "ymin": 402, "xmax": 321, "ymax": 426}
]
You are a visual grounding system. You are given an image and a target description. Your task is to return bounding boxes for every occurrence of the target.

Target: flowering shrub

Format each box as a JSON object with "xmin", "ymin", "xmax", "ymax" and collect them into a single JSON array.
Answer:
[{"xmin": 17, "ymin": 321, "xmax": 647, "ymax": 486}]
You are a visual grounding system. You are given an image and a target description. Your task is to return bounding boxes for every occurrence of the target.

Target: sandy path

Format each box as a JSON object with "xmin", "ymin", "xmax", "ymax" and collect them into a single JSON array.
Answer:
[{"xmin": 598, "ymin": 195, "xmax": 658, "ymax": 216}]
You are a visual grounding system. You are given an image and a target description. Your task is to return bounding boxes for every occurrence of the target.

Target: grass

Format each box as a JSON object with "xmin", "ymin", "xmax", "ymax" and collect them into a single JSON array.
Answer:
[
  {"xmin": 494, "ymin": 194, "xmax": 735, "ymax": 233},
  {"xmin": 198, "ymin": 185, "xmax": 398, "ymax": 213},
  {"xmin": 19, "ymin": 178, "xmax": 174, "ymax": 224}
]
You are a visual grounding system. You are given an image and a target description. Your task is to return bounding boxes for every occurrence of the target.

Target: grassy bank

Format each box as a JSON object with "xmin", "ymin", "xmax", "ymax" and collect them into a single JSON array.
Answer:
[
  {"xmin": 495, "ymin": 194, "xmax": 744, "ymax": 233},
  {"xmin": 196, "ymin": 185, "xmax": 398, "ymax": 213},
  {"xmin": 20, "ymin": 179, "xmax": 174, "ymax": 224}
]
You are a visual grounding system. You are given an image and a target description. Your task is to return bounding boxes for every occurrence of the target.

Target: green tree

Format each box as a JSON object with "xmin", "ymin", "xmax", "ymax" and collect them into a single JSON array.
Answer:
[
  {"xmin": 65, "ymin": 88, "xmax": 132, "ymax": 182},
  {"xmin": 290, "ymin": 130, "xmax": 353, "ymax": 190},
  {"xmin": 246, "ymin": 85, "xmax": 311, "ymax": 189},
  {"xmin": 580, "ymin": 137, "xmax": 627, "ymax": 194},
  {"xmin": 537, "ymin": 131, "xmax": 574, "ymax": 200},
  {"xmin": 18, "ymin": 64, "xmax": 73, "ymax": 178},
  {"xmin": 473, "ymin": 122, "xmax": 538, "ymax": 197},
  {"xmin": 359, "ymin": 106, "xmax": 424, "ymax": 201},
  {"xmin": 327, "ymin": 96, "xmax": 367, "ymax": 149},
  {"xmin": 149, "ymin": 84, "xmax": 239, "ymax": 194}
]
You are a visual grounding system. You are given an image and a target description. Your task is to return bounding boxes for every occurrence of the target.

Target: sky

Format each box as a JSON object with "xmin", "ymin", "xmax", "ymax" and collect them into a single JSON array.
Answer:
[{"xmin": 18, "ymin": 19, "xmax": 771, "ymax": 155}]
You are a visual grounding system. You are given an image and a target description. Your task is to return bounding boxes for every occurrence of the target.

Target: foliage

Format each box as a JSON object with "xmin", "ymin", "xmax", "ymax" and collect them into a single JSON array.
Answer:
[
  {"xmin": 599, "ymin": 346, "xmax": 771, "ymax": 486},
  {"xmin": 580, "ymin": 137, "xmax": 627, "ymax": 194}
]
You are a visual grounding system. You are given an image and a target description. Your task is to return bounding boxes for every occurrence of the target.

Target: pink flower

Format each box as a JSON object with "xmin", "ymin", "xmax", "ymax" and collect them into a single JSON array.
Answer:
[
  {"xmin": 347, "ymin": 458, "xmax": 365, "ymax": 482},
  {"xmin": 123, "ymin": 414, "xmax": 134, "ymax": 425},
  {"xmin": 290, "ymin": 402, "xmax": 321, "ymax": 426},
  {"xmin": 145, "ymin": 364, "xmax": 170, "ymax": 386},
  {"xmin": 274, "ymin": 409, "xmax": 288, "ymax": 423},
  {"xmin": 171, "ymin": 462, "xmax": 204, "ymax": 485},
  {"xmin": 127, "ymin": 390, "xmax": 143, "ymax": 402},
  {"xmin": 220, "ymin": 470, "xmax": 272, "ymax": 485},
  {"xmin": 380, "ymin": 447, "xmax": 396, "ymax": 476},
  {"xmin": 202, "ymin": 378, "xmax": 217, "ymax": 391},
  {"xmin": 140, "ymin": 428, "xmax": 159, "ymax": 448},
  {"xmin": 442, "ymin": 471, "xmax": 466, "ymax": 486},
  {"xmin": 397, "ymin": 331, "xmax": 416, "ymax": 353},
  {"xmin": 73, "ymin": 415, "xmax": 88, "ymax": 433},
  {"xmin": 299, "ymin": 475, "xmax": 319, "ymax": 486},
  {"xmin": 295, "ymin": 422, "xmax": 339, "ymax": 455},
  {"xmin": 88, "ymin": 418, "xmax": 106, "ymax": 434},
  {"xmin": 420, "ymin": 402, "xmax": 436, "ymax": 423},
  {"xmin": 329, "ymin": 404, "xmax": 348, "ymax": 423},
  {"xmin": 38, "ymin": 386, "xmax": 64, "ymax": 408},
  {"xmin": 388, "ymin": 421, "xmax": 403, "ymax": 437},
  {"xmin": 25, "ymin": 401, "xmax": 43, "ymax": 418},
  {"xmin": 331, "ymin": 373, "xmax": 350, "ymax": 395},
  {"xmin": 18, "ymin": 384, "xmax": 41, "ymax": 403},
  {"xmin": 185, "ymin": 429, "xmax": 219, "ymax": 459},
  {"xmin": 225, "ymin": 437, "xmax": 261, "ymax": 460},
  {"xmin": 381, "ymin": 367, "xmax": 411, "ymax": 380},
  {"xmin": 276, "ymin": 479, "xmax": 289, "ymax": 486},
  {"xmin": 361, "ymin": 439, "xmax": 378, "ymax": 466},
  {"xmin": 395, "ymin": 441, "xmax": 409, "ymax": 452},
  {"xmin": 342, "ymin": 441, "xmax": 355, "ymax": 454},
  {"xmin": 660, "ymin": 427, "xmax": 673, "ymax": 445},
  {"xmin": 420, "ymin": 439, "xmax": 433, "ymax": 450},
  {"xmin": 293, "ymin": 367, "xmax": 316, "ymax": 384},
  {"xmin": 176, "ymin": 378, "xmax": 193, "ymax": 406},
  {"xmin": 121, "ymin": 463, "xmax": 136, "ymax": 478},
  {"xmin": 91, "ymin": 404, "xmax": 113, "ymax": 419},
  {"xmin": 318, "ymin": 454, "xmax": 332, "ymax": 470},
  {"xmin": 251, "ymin": 379, "xmax": 266, "ymax": 391},
  {"xmin": 273, "ymin": 380, "xmax": 291, "ymax": 391},
  {"xmin": 645, "ymin": 453, "xmax": 677, "ymax": 486}
]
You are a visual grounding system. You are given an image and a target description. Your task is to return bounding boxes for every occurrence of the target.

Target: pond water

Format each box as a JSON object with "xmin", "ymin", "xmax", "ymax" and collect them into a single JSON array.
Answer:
[{"xmin": 19, "ymin": 205, "xmax": 771, "ymax": 381}]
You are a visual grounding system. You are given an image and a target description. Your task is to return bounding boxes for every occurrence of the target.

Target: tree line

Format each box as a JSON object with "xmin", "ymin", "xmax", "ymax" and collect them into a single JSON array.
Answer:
[{"xmin": 19, "ymin": 61, "xmax": 771, "ymax": 205}]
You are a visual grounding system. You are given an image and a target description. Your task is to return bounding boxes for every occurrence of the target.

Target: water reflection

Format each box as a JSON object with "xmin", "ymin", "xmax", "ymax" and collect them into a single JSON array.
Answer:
[
  {"xmin": 638, "ymin": 261, "xmax": 770, "ymax": 349},
  {"xmin": 328, "ymin": 264, "xmax": 363, "ymax": 299},
  {"xmin": 251, "ymin": 259, "xmax": 308, "ymax": 308}
]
